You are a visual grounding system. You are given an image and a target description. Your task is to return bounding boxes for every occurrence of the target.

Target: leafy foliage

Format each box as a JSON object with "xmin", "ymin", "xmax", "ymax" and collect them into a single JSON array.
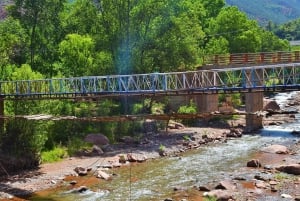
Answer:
[
  {"xmin": 273, "ymin": 18, "xmax": 300, "ymax": 40},
  {"xmin": 41, "ymin": 146, "xmax": 68, "ymax": 163}
]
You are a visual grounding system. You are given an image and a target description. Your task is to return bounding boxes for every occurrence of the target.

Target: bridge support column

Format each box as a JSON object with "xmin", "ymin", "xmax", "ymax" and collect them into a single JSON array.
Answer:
[
  {"xmin": 245, "ymin": 92, "xmax": 263, "ymax": 132},
  {"xmin": 196, "ymin": 94, "xmax": 219, "ymax": 113}
]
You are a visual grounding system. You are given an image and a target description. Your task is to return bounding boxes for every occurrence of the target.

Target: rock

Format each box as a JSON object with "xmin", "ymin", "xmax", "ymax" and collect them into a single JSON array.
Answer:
[
  {"xmin": 247, "ymin": 159, "xmax": 262, "ymax": 168},
  {"xmin": 233, "ymin": 176, "xmax": 246, "ymax": 181},
  {"xmin": 127, "ymin": 153, "xmax": 147, "ymax": 162},
  {"xmin": 281, "ymin": 193, "xmax": 293, "ymax": 199},
  {"xmin": 173, "ymin": 186, "xmax": 187, "ymax": 191},
  {"xmin": 275, "ymin": 164, "xmax": 300, "ymax": 175},
  {"xmin": 84, "ymin": 133, "xmax": 109, "ymax": 146},
  {"xmin": 168, "ymin": 121, "xmax": 185, "ymax": 130},
  {"xmin": 271, "ymin": 186, "xmax": 278, "ymax": 192},
  {"xmin": 255, "ymin": 180, "xmax": 268, "ymax": 189},
  {"xmin": 119, "ymin": 154, "xmax": 128, "ymax": 163},
  {"xmin": 226, "ymin": 128, "xmax": 242, "ymax": 138},
  {"xmin": 263, "ymin": 99, "xmax": 280, "ymax": 111},
  {"xmin": 198, "ymin": 185, "xmax": 211, "ymax": 191},
  {"xmin": 215, "ymin": 180, "xmax": 236, "ymax": 191},
  {"xmin": 203, "ymin": 189, "xmax": 233, "ymax": 201},
  {"xmin": 254, "ymin": 173, "xmax": 272, "ymax": 181},
  {"xmin": 70, "ymin": 180, "xmax": 77, "ymax": 185},
  {"xmin": 164, "ymin": 198, "xmax": 173, "ymax": 201},
  {"xmin": 91, "ymin": 145, "xmax": 104, "ymax": 155},
  {"xmin": 269, "ymin": 180, "xmax": 278, "ymax": 185},
  {"xmin": 96, "ymin": 170, "xmax": 111, "ymax": 180},
  {"xmin": 264, "ymin": 165, "xmax": 273, "ymax": 170},
  {"xmin": 261, "ymin": 145, "xmax": 289, "ymax": 154},
  {"xmin": 74, "ymin": 166, "xmax": 88, "ymax": 176},
  {"xmin": 77, "ymin": 186, "xmax": 88, "ymax": 193}
]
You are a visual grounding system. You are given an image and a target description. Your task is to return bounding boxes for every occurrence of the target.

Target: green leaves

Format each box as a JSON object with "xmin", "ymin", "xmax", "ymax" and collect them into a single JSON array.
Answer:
[{"xmin": 58, "ymin": 34, "xmax": 95, "ymax": 77}]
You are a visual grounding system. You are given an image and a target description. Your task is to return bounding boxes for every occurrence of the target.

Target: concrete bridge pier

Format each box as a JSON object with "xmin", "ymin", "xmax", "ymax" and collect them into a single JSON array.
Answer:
[
  {"xmin": 245, "ymin": 92, "xmax": 263, "ymax": 132},
  {"xmin": 194, "ymin": 94, "xmax": 219, "ymax": 124},
  {"xmin": 196, "ymin": 94, "xmax": 219, "ymax": 113}
]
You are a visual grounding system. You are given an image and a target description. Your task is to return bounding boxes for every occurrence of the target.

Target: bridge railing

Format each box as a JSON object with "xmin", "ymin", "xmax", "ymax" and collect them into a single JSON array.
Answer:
[{"xmin": 203, "ymin": 51, "xmax": 300, "ymax": 66}]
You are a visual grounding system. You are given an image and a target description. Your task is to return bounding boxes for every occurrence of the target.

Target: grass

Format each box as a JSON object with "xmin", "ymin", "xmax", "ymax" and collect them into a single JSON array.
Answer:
[
  {"xmin": 41, "ymin": 146, "xmax": 68, "ymax": 163},
  {"xmin": 273, "ymin": 172, "xmax": 290, "ymax": 180},
  {"xmin": 204, "ymin": 196, "xmax": 217, "ymax": 201}
]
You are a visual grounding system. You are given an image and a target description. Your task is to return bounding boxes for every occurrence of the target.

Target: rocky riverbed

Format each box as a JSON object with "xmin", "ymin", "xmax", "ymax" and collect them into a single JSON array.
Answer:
[{"xmin": 0, "ymin": 92, "xmax": 300, "ymax": 201}]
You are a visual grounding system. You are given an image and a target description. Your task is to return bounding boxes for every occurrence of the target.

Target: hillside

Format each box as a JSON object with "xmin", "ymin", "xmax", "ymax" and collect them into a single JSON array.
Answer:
[
  {"xmin": 226, "ymin": 0, "xmax": 300, "ymax": 25},
  {"xmin": 0, "ymin": 0, "xmax": 12, "ymax": 20}
]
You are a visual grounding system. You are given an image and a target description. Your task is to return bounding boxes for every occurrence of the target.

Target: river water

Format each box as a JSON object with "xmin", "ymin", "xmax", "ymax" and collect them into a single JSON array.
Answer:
[{"xmin": 30, "ymin": 92, "xmax": 300, "ymax": 201}]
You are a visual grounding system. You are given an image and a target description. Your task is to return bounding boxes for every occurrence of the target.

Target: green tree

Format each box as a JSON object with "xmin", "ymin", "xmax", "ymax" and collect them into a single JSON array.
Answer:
[
  {"xmin": 8, "ymin": 64, "xmax": 44, "ymax": 115},
  {"xmin": 0, "ymin": 18, "xmax": 27, "ymax": 80},
  {"xmin": 8, "ymin": 0, "xmax": 66, "ymax": 76},
  {"xmin": 209, "ymin": 6, "xmax": 261, "ymax": 53},
  {"xmin": 58, "ymin": 33, "xmax": 95, "ymax": 77}
]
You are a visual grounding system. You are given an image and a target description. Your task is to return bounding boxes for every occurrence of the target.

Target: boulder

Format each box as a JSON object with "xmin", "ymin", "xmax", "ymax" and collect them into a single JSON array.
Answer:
[
  {"xmin": 215, "ymin": 180, "xmax": 236, "ymax": 191},
  {"xmin": 226, "ymin": 128, "xmax": 242, "ymax": 138},
  {"xmin": 255, "ymin": 180, "xmax": 268, "ymax": 189},
  {"xmin": 261, "ymin": 145, "xmax": 289, "ymax": 154},
  {"xmin": 168, "ymin": 121, "xmax": 185, "ymax": 130},
  {"xmin": 96, "ymin": 170, "xmax": 111, "ymax": 180},
  {"xmin": 198, "ymin": 185, "xmax": 212, "ymax": 191},
  {"xmin": 84, "ymin": 133, "xmax": 109, "ymax": 146},
  {"xmin": 263, "ymin": 99, "xmax": 280, "ymax": 111},
  {"xmin": 74, "ymin": 166, "xmax": 88, "ymax": 176},
  {"xmin": 127, "ymin": 153, "xmax": 147, "ymax": 162},
  {"xmin": 247, "ymin": 159, "xmax": 262, "ymax": 168},
  {"xmin": 275, "ymin": 164, "xmax": 300, "ymax": 175},
  {"xmin": 77, "ymin": 186, "xmax": 88, "ymax": 193},
  {"xmin": 91, "ymin": 145, "xmax": 104, "ymax": 155}
]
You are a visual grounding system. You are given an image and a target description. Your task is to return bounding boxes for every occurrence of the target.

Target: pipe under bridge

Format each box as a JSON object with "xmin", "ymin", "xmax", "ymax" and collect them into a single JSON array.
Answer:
[{"xmin": 1, "ymin": 62, "xmax": 300, "ymax": 132}]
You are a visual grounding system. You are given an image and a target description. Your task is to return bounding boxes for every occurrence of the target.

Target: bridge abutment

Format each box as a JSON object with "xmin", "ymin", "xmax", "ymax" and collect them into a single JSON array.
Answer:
[{"xmin": 245, "ymin": 92, "xmax": 263, "ymax": 132}]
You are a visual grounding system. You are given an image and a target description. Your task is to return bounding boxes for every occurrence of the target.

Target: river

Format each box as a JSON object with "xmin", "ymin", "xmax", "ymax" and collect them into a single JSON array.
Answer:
[{"xmin": 30, "ymin": 92, "xmax": 300, "ymax": 201}]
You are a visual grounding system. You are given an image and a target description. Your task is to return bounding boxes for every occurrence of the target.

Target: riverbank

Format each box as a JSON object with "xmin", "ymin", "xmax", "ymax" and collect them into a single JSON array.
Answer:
[{"xmin": 0, "ymin": 92, "xmax": 300, "ymax": 200}]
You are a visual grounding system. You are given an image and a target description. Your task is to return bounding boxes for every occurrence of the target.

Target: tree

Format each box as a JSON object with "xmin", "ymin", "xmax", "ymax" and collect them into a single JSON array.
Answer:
[
  {"xmin": 8, "ymin": 0, "xmax": 66, "ymax": 76},
  {"xmin": 0, "ymin": 18, "xmax": 27, "ymax": 80},
  {"xmin": 58, "ymin": 34, "xmax": 95, "ymax": 77},
  {"xmin": 208, "ymin": 6, "xmax": 289, "ymax": 53},
  {"xmin": 208, "ymin": 6, "xmax": 261, "ymax": 53}
]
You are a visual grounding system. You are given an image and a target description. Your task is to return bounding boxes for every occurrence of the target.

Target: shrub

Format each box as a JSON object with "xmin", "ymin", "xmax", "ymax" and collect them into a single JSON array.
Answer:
[{"xmin": 41, "ymin": 146, "xmax": 68, "ymax": 163}]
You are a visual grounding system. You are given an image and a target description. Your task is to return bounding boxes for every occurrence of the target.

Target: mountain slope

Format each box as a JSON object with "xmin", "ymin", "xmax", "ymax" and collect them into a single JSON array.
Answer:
[
  {"xmin": 0, "ymin": 0, "xmax": 12, "ymax": 20},
  {"xmin": 226, "ymin": 0, "xmax": 300, "ymax": 25}
]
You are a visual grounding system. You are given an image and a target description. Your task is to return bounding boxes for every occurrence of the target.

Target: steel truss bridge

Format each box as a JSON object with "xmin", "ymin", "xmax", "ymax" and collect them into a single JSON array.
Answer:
[
  {"xmin": 0, "ymin": 63, "xmax": 300, "ymax": 100},
  {"xmin": 1, "ymin": 52, "xmax": 300, "ymax": 100}
]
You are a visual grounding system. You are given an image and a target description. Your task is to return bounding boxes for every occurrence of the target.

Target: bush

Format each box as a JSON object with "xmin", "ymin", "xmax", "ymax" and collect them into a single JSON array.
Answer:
[
  {"xmin": 41, "ymin": 146, "xmax": 68, "ymax": 163},
  {"xmin": 177, "ymin": 100, "xmax": 197, "ymax": 126}
]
